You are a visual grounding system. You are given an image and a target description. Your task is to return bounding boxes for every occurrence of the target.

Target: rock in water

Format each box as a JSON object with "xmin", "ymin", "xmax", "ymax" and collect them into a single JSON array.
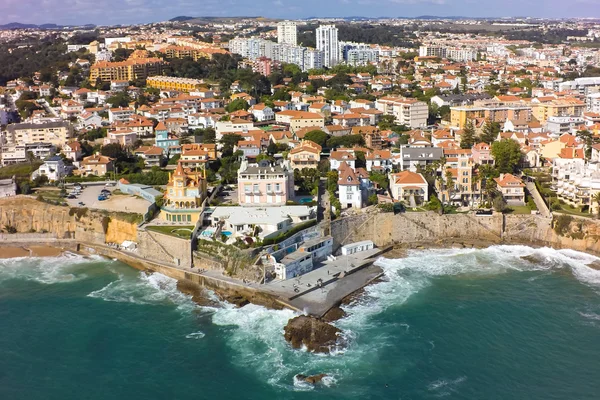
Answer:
[
  {"xmin": 305, "ymin": 374, "xmax": 328, "ymax": 384},
  {"xmin": 321, "ymin": 306, "xmax": 346, "ymax": 322},
  {"xmin": 284, "ymin": 315, "xmax": 342, "ymax": 353},
  {"xmin": 295, "ymin": 373, "xmax": 328, "ymax": 385}
]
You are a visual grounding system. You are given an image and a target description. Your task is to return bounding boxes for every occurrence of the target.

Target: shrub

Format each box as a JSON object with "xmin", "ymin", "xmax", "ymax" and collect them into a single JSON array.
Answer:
[
  {"xmin": 378, "ymin": 203, "xmax": 394, "ymax": 213},
  {"xmin": 3, "ymin": 225, "xmax": 17, "ymax": 234},
  {"xmin": 553, "ymin": 215, "xmax": 573, "ymax": 236}
]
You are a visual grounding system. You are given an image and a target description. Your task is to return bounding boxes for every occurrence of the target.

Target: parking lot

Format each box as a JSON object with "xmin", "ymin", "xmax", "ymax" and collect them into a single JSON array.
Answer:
[{"xmin": 65, "ymin": 184, "xmax": 151, "ymax": 214}]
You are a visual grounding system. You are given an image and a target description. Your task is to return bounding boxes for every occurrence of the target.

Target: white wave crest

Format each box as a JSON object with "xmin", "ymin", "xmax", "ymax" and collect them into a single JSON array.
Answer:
[
  {"xmin": 0, "ymin": 254, "xmax": 105, "ymax": 284},
  {"xmin": 185, "ymin": 331, "xmax": 205, "ymax": 339},
  {"xmin": 88, "ymin": 271, "xmax": 197, "ymax": 312}
]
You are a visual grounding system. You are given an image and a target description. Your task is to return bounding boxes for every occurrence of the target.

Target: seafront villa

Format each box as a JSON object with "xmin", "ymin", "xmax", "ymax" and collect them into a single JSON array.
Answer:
[
  {"xmin": 203, "ymin": 205, "xmax": 314, "ymax": 241},
  {"xmin": 161, "ymin": 162, "xmax": 208, "ymax": 223}
]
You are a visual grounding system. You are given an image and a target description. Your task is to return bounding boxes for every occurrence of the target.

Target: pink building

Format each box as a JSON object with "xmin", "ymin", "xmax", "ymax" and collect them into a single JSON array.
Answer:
[
  {"xmin": 237, "ymin": 159, "xmax": 295, "ymax": 206},
  {"xmin": 471, "ymin": 142, "xmax": 494, "ymax": 165}
]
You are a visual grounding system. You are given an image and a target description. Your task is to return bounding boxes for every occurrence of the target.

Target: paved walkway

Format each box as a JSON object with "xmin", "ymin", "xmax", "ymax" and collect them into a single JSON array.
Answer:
[{"xmin": 525, "ymin": 181, "xmax": 551, "ymax": 218}]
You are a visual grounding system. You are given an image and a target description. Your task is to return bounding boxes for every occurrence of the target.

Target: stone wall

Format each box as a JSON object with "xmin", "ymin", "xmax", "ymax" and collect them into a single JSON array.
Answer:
[{"xmin": 137, "ymin": 229, "xmax": 192, "ymax": 267}]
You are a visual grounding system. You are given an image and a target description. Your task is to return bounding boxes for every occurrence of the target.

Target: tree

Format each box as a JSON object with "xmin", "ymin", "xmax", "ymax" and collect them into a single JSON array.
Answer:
[
  {"xmin": 106, "ymin": 92, "xmax": 131, "ymax": 108},
  {"xmin": 480, "ymin": 119, "xmax": 500, "ymax": 144},
  {"xmin": 304, "ymin": 130, "xmax": 329, "ymax": 147},
  {"xmin": 220, "ymin": 133, "xmax": 243, "ymax": 157},
  {"xmin": 226, "ymin": 98, "xmax": 250, "ymax": 112},
  {"xmin": 491, "ymin": 139, "xmax": 522, "ymax": 174},
  {"xmin": 461, "ymin": 119, "xmax": 477, "ymax": 149}
]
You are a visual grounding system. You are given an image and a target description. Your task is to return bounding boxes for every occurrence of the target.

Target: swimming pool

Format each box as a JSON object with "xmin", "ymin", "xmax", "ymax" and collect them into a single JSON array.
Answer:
[
  {"xmin": 298, "ymin": 198, "xmax": 314, "ymax": 204},
  {"xmin": 200, "ymin": 229, "xmax": 215, "ymax": 237},
  {"xmin": 222, "ymin": 231, "xmax": 233, "ymax": 237}
]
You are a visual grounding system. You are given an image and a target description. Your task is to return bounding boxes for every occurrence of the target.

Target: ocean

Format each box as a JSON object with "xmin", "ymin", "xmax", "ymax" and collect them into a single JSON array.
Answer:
[{"xmin": 1, "ymin": 245, "xmax": 600, "ymax": 399}]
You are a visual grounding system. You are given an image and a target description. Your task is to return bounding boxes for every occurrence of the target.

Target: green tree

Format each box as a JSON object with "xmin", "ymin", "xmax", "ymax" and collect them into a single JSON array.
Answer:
[
  {"xmin": 304, "ymin": 130, "xmax": 329, "ymax": 147},
  {"xmin": 480, "ymin": 119, "xmax": 501, "ymax": 144},
  {"xmin": 226, "ymin": 98, "xmax": 250, "ymax": 112},
  {"xmin": 461, "ymin": 119, "xmax": 477, "ymax": 149},
  {"xmin": 491, "ymin": 139, "xmax": 522, "ymax": 174}
]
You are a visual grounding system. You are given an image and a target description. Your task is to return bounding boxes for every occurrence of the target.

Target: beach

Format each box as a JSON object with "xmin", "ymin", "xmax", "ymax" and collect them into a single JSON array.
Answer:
[{"xmin": 0, "ymin": 245, "xmax": 65, "ymax": 258}]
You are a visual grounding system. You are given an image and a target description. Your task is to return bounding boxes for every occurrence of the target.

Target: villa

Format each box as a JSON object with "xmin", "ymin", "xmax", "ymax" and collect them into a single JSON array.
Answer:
[
  {"xmin": 237, "ymin": 159, "xmax": 295, "ymax": 206},
  {"xmin": 207, "ymin": 205, "xmax": 314, "ymax": 240},
  {"xmin": 161, "ymin": 162, "xmax": 208, "ymax": 223}
]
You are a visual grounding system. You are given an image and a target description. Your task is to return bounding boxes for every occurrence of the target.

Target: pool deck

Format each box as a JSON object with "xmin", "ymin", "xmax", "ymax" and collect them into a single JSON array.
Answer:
[{"xmin": 263, "ymin": 246, "xmax": 391, "ymax": 317}]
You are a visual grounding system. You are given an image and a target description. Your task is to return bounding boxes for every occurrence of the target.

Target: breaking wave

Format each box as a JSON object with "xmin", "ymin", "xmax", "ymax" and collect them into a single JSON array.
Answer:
[
  {"xmin": 0, "ymin": 253, "xmax": 104, "ymax": 284},
  {"xmin": 88, "ymin": 271, "xmax": 197, "ymax": 313},
  {"xmin": 207, "ymin": 245, "xmax": 600, "ymax": 391}
]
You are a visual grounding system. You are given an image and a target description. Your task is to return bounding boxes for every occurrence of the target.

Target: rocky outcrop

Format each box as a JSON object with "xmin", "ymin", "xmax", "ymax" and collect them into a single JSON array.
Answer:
[
  {"xmin": 176, "ymin": 280, "xmax": 220, "ymax": 307},
  {"xmin": 295, "ymin": 374, "xmax": 328, "ymax": 385},
  {"xmin": 284, "ymin": 315, "xmax": 342, "ymax": 353},
  {"xmin": 321, "ymin": 306, "xmax": 346, "ymax": 322}
]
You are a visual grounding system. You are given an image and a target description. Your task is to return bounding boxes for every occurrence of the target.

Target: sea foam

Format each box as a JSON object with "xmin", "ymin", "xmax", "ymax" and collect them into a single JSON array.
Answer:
[
  {"xmin": 0, "ymin": 253, "xmax": 104, "ymax": 284},
  {"xmin": 88, "ymin": 271, "xmax": 197, "ymax": 312}
]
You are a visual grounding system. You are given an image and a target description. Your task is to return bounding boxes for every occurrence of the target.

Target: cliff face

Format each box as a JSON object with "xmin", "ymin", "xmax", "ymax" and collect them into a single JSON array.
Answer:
[
  {"xmin": 331, "ymin": 211, "xmax": 600, "ymax": 256},
  {"xmin": 505, "ymin": 214, "xmax": 600, "ymax": 255},
  {"xmin": 0, "ymin": 196, "xmax": 137, "ymax": 243}
]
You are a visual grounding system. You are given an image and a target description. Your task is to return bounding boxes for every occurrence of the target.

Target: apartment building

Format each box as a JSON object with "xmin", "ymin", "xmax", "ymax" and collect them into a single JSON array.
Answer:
[
  {"xmin": 531, "ymin": 98, "xmax": 585, "ymax": 124},
  {"xmin": 277, "ymin": 21, "xmax": 297, "ymax": 45},
  {"xmin": 237, "ymin": 159, "xmax": 295, "ymax": 206},
  {"xmin": 147, "ymin": 76, "xmax": 204, "ymax": 92},
  {"xmin": 5, "ymin": 121, "xmax": 74, "ymax": 147},
  {"xmin": 316, "ymin": 25, "xmax": 339, "ymax": 68},
  {"xmin": 90, "ymin": 58, "xmax": 168, "ymax": 83},
  {"xmin": 450, "ymin": 103, "xmax": 532, "ymax": 129},
  {"xmin": 376, "ymin": 97, "xmax": 428, "ymax": 128}
]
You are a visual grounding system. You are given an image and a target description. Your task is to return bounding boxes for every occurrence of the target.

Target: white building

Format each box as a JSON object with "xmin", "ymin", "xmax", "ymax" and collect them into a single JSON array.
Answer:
[
  {"xmin": 316, "ymin": 25, "xmax": 339, "ymax": 68},
  {"xmin": 338, "ymin": 162, "xmax": 363, "ymax": 209},
  {"xmin": 277, "ymin": 21, "xmax": 297, "ymax": 45},
  {"xmin": 31, "ymin": 156, "xmax": 67, "ymax": 182}
]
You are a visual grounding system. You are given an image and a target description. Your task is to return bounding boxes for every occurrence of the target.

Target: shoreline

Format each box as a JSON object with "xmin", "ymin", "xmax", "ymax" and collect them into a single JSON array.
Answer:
[
  {"xmin": 2, "ymin": 238, "xmax": 598, "ymax": 319},
  {"xmin": 0, "ymin": 245, "xmax": 67, "ymax": 259}
]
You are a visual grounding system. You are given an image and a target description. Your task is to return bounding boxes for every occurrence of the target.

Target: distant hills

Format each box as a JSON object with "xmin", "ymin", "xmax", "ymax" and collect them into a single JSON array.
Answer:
[{"xmin": 0, "ymin": 22, "xmax": 96, "ymax": 30}]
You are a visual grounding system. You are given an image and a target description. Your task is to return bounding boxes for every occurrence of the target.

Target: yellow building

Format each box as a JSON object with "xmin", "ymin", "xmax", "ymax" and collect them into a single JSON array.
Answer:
[
  {"xmin": 450, "ymin": 104, "xmax": 532, "ymax": 129},
  {"xmin": 147, "ymin": 76, "xmax": 204, "ymax": 92},
  {"xmin": 90, "ymin": 57, "xmax": 168, "ymax": 84},
  {"xmin": 161, "ymin": 162, "xmax": 208, "ymax": 223},
  {"xmin": 531, "ymin": 98, "xmax": 585, "ymax": 124},
  {"xmin": 288, "ymin": 140, "xmax": 322, "ymax": 169}
]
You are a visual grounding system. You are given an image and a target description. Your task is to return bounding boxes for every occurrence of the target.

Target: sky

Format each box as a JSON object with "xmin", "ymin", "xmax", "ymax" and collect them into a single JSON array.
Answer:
[{"xmin": 1, "ymin": 0, "xmax": 599, "ymax": 26}]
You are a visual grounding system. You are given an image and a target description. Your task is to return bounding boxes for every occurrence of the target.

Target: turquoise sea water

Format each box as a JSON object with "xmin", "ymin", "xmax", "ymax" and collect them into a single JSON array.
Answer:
[{"xmin": 1, "ymin": 245, "xmax": 600, "ymax": 399}]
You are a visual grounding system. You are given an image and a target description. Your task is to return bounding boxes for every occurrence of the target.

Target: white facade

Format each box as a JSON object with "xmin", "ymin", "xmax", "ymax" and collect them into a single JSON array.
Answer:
[
  {"xmin": 316, "ymin": 25, "xmax": 339, "ymax": 68},
  {"xmin": 31, "ymin": 156, "xmax": 67, "ymax": 182},
  {"xmin": 277, "ymin": 21, "xmax": 297, "ymax": 45}
]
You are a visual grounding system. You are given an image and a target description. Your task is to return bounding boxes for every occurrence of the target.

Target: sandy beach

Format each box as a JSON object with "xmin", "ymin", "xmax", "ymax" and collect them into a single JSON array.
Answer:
[{"xmin": 0, "ymin": 245, "xmax": 65, "ymax": 259}]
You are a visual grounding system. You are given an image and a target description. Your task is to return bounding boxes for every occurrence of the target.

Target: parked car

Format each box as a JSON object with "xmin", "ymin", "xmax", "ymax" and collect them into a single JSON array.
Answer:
[
  {"xmin": 67, "ymin": 195, "xmax": 76, "ymax": 199},
  {"xmin": 98, "ymin": 195, "xmax": 107, "ymax": 201},
  {"xmin": 78, "ymin": 202, "xmax": 85, "ymax": 207}
]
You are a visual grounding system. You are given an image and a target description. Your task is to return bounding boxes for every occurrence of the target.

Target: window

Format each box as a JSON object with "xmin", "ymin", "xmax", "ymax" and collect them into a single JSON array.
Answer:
[
  {"xmin": 267, "ymin": 184, "xmax": 272, "ymax": 192},
  {"xmin": 275, "ymin": 183, "xmax": 281, "ymax": 192},
  {"xmin": 245, "ymin": 184, "xmax": 251, "ymax": 194},
  {"xmin": 347, "ymin": 193, "xmax": 353, "ymax": 200},
  {"xmin": 253, "ymin": 184, "xmax": 259, "ymax": 193}
]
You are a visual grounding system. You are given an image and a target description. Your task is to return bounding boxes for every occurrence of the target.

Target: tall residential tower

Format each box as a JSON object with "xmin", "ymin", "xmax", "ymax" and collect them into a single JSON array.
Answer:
[
  {"xmin": 316, "ymin": 25, "xmax": 339, "ymax": 67},
  {"xmin": 277, "ymin": 21, "xmax": 297, "ymax": 45}
]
